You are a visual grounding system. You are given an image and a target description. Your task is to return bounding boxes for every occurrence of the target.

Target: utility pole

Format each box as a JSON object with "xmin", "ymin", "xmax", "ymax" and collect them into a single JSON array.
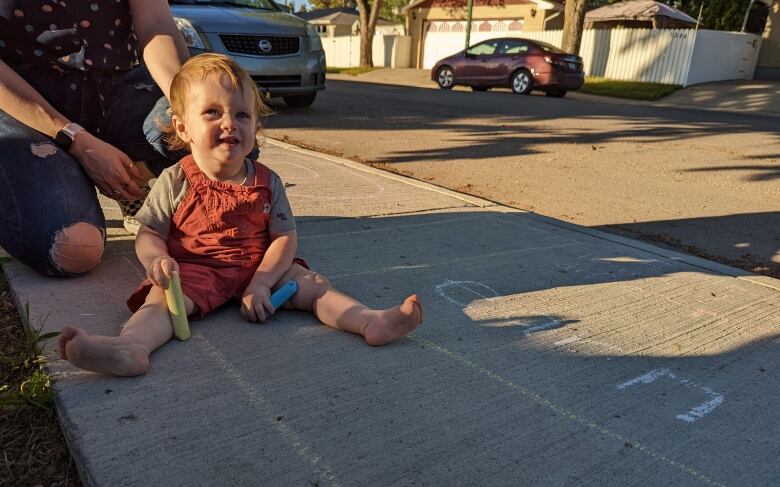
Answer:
[{"xmin": 465, "ymin": 0, "xmax": 474, "ymax": 49}]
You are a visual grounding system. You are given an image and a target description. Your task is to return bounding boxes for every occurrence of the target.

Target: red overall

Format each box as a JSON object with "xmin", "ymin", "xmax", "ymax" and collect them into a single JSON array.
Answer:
[{"xmin": 127, "ymin": 154, "xmax": 305, "ymax": 317}]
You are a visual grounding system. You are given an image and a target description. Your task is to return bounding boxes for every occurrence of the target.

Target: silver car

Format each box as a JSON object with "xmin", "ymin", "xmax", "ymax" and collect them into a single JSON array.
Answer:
[{"xmin": 170, "ymin": 0, "xmax": 326, "ymax": 107}]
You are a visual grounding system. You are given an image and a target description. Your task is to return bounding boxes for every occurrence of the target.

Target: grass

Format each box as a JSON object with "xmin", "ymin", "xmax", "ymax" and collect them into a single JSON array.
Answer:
[
  {"xmin": 326, "ymin": 66, "xmax": 379, "ymax": 76},
  {"xmin": 580, "ymin": 77, "xmax": 681, "ymax": 101},
  {"xmin": 0, "ymin": 265, "xmax": 81, "ymax": 486}
]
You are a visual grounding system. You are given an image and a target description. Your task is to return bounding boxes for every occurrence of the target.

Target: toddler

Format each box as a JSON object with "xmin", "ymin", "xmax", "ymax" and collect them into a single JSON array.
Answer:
[{"xmin": 58, "ymin": 54, "xmax": 423, "ymax": 376}]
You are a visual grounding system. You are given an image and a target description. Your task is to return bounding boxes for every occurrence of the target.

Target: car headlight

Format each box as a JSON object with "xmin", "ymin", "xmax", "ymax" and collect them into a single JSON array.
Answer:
[
  {"xmin": 306, "ymin": 24, "xmax": 322, "ymax": 52},
  {"xmin": 174, "ymin": 17, "xmax": 205, "ymax": 50}
]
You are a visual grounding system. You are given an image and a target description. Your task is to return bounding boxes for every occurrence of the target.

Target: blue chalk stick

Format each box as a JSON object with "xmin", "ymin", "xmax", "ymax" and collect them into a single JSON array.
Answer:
[{"xmin": 270, "ymin": 281, "xmax": 298, "ymax": 310}]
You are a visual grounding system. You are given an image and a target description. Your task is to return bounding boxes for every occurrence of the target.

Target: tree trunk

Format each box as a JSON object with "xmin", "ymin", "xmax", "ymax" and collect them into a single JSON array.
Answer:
[
  {"xmin": 562, "ymin": 0, "xmax": 589, "ymax": 55},
  {"xmin": 355, "ymin": 0, "xmax": 383, "ymax": 67}
]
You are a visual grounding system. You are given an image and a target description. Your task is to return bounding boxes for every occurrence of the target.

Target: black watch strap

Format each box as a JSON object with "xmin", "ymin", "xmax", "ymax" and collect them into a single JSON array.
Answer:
[{"xmin": 54, "ymin": 123, "xmax": 84, "ymax": 151}]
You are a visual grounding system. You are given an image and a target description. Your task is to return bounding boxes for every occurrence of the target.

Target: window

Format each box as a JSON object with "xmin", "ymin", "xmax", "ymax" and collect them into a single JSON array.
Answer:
[
  {"xmin": 467, "ymin": 40, "xmax": 499, "ymax": 56},
  {"xmin": 499, "ymin": 40, "xmax": 529, "ymax": 55},
  {"xmin": 316, "ymin": 25, "xmax": 327, "ymax": 34}
]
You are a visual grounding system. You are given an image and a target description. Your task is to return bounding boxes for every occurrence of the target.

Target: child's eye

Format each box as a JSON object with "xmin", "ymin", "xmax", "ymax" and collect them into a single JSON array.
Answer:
[
  {"xmin": 204, "ymin": 109, "xmax": 220, "ymax": 117},
  {"xmin": 237, "ymin": 111, "xmax": 251, "ymax": 119}
]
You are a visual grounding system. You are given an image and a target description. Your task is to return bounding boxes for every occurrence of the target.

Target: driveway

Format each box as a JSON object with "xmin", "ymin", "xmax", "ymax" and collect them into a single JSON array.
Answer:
[{"xmin": 265, "ymin": 76, "xmax": 780, "ymax": 277}]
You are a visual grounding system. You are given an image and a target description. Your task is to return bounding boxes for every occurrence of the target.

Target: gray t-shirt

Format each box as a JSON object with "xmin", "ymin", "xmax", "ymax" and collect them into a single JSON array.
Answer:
[{"xmin": 136, "ymin": 159, "xmax": 296, "ymax": 240}]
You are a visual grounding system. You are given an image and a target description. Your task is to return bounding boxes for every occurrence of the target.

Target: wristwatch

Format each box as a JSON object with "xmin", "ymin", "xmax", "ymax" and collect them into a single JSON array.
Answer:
[{"xmin": 54, "ymin": 123, "xmax": 85, "ymax": 151}]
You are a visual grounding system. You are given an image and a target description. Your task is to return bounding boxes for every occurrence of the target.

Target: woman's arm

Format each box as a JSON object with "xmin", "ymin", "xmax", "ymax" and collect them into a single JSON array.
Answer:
[
  {"xmin": 129, "ymin": 0, "xmax": 189, "ymax": 99},
  {"xmin": 0, "ymin": 60, "xmax": 144, "ymax": 200},
  {"xmin": 0, "ymin": 59, "xmax": 71, "ymax": 139}
]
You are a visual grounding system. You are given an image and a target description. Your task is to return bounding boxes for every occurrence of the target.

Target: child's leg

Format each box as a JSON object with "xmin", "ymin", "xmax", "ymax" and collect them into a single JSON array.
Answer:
[
  {"xmin": 58, "ymin": 286, "xmax": 195, "ymax": 376},
  {"xmin": 278, "ymin": 264, "xmax": 422, "ymax": 346}
]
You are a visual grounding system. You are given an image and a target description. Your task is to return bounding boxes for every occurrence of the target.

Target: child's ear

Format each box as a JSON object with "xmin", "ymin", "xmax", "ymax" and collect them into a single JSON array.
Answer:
[{"xmin": 172, "ymin": 114, "xmax": 191, "ymax": 143}]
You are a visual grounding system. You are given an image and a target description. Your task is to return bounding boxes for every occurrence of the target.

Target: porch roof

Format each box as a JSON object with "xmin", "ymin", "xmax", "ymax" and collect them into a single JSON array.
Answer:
[{"xmin": 585, "ymin": 0, "xmax": 696, "ymax": 26}]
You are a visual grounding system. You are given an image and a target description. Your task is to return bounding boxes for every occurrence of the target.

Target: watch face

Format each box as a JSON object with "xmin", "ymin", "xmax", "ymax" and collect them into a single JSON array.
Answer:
[{"xmin": 55, "ymin": 129, "xmax": 73, "ymax": 150}]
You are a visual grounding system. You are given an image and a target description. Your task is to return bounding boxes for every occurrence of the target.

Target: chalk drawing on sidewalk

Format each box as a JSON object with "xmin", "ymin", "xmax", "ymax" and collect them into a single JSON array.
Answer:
[
  {"xmin": 434, "ymin": 279, "xmax": 571, "ymax": 335},
  {"xmin": 434, "ymin": 279, "xmax": 499, "ymax": 307},
  {"xmin": 617, "ymin": 368, "xmax": 724, "ymax": 423},
  {"xmin": 272, "ymin": 161, "xmax": 385, "ymax": 199},
  {"xmin": 553, "ymin": 335, "xmax": 624, "ymax": 353}
]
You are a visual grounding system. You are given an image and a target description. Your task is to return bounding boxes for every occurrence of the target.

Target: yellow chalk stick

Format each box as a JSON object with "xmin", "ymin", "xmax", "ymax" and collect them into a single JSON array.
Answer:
[{"xmin": 165, "ymin": 271, "xmax": 190, "ymax": 341}]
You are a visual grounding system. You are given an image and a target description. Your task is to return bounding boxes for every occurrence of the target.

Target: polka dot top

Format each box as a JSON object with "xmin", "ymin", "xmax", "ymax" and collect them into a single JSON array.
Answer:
[{"xmin": 0, "ymin": 0, "xmax": 139, "ymax": 72}]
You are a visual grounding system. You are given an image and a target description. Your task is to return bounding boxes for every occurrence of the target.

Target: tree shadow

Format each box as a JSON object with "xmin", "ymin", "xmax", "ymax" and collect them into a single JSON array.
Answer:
[
  {"xmin": 684, "ymin": 162, "xmax": 780, "ymax": 182},
  {"xmin": 264, "ymin": 79, "xmax": 780, "ymax": 166},
  {"xmin": 600, "ymin": 211, "xmax": 780, "ymax": 278}
]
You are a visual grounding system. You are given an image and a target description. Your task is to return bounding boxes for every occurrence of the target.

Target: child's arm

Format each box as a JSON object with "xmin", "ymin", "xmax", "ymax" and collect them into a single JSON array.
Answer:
[
  {"xmin": 241, "ymin": 229, "xmax": 297, "ymax": 322},
  {"xmin": 136, "ymin": 224, "xmax": 179, "ymax": 288}
]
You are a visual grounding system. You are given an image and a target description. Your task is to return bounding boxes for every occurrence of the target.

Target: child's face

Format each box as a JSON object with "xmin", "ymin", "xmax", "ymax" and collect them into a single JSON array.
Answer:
[{"xmin": 173, "ymin": 74, "xmax": 256, "ymax": 169}]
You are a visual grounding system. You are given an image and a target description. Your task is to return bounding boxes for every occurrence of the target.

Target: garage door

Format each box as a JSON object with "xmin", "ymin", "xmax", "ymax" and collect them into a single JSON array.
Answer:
[{"xmin": 422, "ymin": 19, "xmax": 524, "ymax": 69}]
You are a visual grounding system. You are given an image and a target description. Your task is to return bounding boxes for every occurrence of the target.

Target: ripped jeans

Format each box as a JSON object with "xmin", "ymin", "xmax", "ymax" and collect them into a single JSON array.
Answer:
[{"xmin": 0, "ymin": 64, "xmax": 180, "ymax": 276}]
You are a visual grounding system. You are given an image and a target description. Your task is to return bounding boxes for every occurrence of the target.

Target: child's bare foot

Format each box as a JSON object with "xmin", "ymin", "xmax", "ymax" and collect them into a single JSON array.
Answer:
[
  {"xmin": 363, "ymin": 295, "xmax": 423, "ymax": 346},
  {"xmin": 58, "ymin": 326, "xmax": 149, "ymax": 376}
]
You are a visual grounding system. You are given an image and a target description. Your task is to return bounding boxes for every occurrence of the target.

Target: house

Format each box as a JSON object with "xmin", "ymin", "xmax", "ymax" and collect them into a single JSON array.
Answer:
[
  {"xmin": 403, "ymin": 0, "xmax": 563, "ymax": 69},
  {"xmin": 297, "ymin": 7, "xmax": 403, "ymax": 38},
  {"xmin": 757, "ymin": 0, "xmax": 780, "ymax": 79},
  {"xmin": 584, "ymin": 0, "xmax": 697, "ymax": 30}
]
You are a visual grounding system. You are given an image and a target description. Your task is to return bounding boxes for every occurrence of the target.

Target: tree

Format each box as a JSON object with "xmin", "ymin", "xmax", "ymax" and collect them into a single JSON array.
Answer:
[
  {"xmin": 308, "ymin": 0, "xmax": 406, "ymax": 66},
  {"xmin": 308, "ymin": 0, "xmax": 352, "ymax": 9},
  {"xmin": 562, "ymin": 0, "xmax": 590, "ymax": 54},
  {"xmin": 354, "ymin": 0, "xmax": 383, "ymax": 66}
]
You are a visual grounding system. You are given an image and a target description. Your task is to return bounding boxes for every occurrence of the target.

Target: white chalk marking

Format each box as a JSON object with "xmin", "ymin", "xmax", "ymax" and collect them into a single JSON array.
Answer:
[
  {"xmin": 617, "ymin": 368, "xmax": 675, "ymax": 389},
  {"xmin": 676, "ymin": 395, "xmax": 725, "ymax": 423},
  {"xmin": 618, "ymin": 368, "xmax": 724, "ymax": 423},
  {"xmin": 553, "ymin": 335, "xmax": 624, "ymax": 353},
  {"xmin": 434, "ymin": 279, "xmax": 499, "ymax": 307},
  {"xmin": 522, "ymin": 318, "xmax": 562, "ymax": 336},
  {"xmin": 272, "ymin": 161, "xmax": 385, "ymax": 200},
  {"xmin": 554, "ymin": 336, "xmax": 581, "ymax": 346}
]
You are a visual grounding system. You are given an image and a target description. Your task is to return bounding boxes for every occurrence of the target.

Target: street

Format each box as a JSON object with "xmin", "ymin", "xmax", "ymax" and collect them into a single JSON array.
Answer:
[{"xmin": 265, "ymin": 79, "xmax": 780, "ymax": 277}]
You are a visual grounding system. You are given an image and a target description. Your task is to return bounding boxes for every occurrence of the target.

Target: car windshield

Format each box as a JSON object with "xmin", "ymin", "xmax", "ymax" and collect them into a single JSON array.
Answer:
[
  {"xmin": 169, "ymin": 0, "xmax": 278, "ymax": 11},
  {"xmin": 534, "ymin": 41, "xmax": 565, "ymax": 54}
]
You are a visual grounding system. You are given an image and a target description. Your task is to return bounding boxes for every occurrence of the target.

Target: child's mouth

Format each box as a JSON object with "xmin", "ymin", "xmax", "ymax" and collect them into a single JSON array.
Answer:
[{"xmin": 218, "ymin": 136, "xmax": 240, "ymax": 146}]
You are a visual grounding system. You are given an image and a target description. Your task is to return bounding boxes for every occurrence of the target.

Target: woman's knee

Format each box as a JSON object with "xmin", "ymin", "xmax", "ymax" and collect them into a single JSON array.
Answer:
[{"xmin": 50, "ymin": 222, "xmax": 104, "ymax": 275}]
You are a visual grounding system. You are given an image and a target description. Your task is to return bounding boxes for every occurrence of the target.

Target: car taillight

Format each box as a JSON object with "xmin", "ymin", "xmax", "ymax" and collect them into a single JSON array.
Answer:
[{"xmin": 544, "ymin": 55, "xmax": 568, "ymax": 68}]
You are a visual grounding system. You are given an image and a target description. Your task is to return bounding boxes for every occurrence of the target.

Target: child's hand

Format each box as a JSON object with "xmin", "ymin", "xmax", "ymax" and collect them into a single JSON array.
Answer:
[
  {"xmin": 241, "ymin": 283, "xmax": 274, "ymax": 323},
  {"xmin": 146, "ymin": 256, "xmax": 179, "ymax": 289}
]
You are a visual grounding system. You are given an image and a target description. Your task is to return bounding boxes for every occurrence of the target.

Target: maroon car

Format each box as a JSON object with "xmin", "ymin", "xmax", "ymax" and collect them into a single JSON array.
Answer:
[{"xmin": 431, "ymin": 37, "xmax": 584, "ymax": 97}]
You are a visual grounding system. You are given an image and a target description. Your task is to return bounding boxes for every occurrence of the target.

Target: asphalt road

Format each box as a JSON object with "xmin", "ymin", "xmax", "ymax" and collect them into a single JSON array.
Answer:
[{"xmin": 264, "ymin": 79, "xmax": 780, "ymax": 277}]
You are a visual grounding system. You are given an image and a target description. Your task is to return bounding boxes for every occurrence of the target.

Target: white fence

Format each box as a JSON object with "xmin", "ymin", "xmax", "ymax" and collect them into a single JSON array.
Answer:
[
  {"xmin": 323, "ymin": 35, "xmax": 411, "ymax": 68},
  {"xmin": 421, "ymin": 27, "xmax": 761, "ymax": 86}
]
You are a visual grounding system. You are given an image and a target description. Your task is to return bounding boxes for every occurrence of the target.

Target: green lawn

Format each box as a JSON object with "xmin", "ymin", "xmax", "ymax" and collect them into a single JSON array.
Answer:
[
  {"xmin": 580, "ymin": 77, "xmax": 681, "ymax": 101},
  {"xmin": 326, "ymin": 66, "xmax": 378, "ymax": 76}
]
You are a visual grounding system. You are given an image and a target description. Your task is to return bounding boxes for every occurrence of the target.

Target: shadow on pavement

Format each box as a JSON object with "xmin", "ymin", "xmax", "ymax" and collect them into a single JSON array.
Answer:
[{"xmin": 602, "ymin": 211, "xmax": 780, "ymax": 278}]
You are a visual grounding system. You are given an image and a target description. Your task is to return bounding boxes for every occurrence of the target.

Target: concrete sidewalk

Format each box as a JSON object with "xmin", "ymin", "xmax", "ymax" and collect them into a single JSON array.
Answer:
[
  {"xmin": 5, "ymin": 140, "xmax": 780, "ymax": 485},
  {"xmin": 329, "ymin": 68, "xmax": 780, "ymax": 117}
]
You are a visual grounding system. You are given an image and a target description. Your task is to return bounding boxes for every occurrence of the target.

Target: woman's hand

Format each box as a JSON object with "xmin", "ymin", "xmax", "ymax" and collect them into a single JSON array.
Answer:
[
  {"xmin": 70, "ymin": 130, "xmax": 147, "ymax": 201},
  {"xmin": 146, "ymin": 255, "xmax": 179, "ymax": 289},
  {"xmin": 241, "ymin": 283, "xmax": 274, "ymax": 323}
]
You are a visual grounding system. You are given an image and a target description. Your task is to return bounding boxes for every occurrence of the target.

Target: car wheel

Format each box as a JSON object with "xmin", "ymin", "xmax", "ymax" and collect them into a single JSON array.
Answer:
[
  {"xmin": 471, "ymin": 86, "xmax": 489, "ymax": 92},
  {"xmin": 546, "ymin": 89, "xmax": 567, "ymax": 98},
  {"xmin": 436, "ymin": 66, "xmax": 455, "ymax": 89},
  {"xmin": 511, "ymin": 70, "xmax": 533, "ymax": 95},
  {"xmin": 283, "ymin": 93, "xmax": 317, "ymax": 108}
]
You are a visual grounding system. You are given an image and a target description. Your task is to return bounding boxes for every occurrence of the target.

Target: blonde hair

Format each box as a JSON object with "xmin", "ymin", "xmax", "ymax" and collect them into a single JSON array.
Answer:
[{"xmin": 160, "ymin": 53, "xmax": 273, "ymax": 151}]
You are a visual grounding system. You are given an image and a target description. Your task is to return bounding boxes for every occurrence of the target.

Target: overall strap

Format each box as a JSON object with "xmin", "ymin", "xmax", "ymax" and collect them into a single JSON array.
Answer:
[
  {"xmin": 251, "ymin": 160, "xmax": 272, "ymax": 197},
  {"xmin": 178, "ymin": 154, "xmax": 205, "ymax": 184}
]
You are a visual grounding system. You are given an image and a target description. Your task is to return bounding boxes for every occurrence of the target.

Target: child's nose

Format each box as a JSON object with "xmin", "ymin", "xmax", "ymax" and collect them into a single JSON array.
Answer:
[{"xmin": 221, "ymin": 114, "xmax": 237, "ymax": 131}]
